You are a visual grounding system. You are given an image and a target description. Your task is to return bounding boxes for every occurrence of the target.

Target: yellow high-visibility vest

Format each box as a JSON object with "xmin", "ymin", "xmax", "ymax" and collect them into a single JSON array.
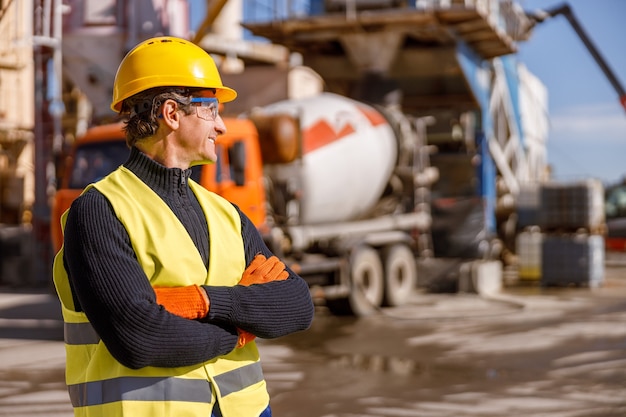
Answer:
[{"xmin": 53, "ymin": 167, "xmax": 269, "ymax": 417}]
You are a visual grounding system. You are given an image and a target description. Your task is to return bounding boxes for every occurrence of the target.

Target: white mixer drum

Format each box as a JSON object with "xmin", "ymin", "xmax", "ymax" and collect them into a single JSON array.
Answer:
[{"xmin": 262, "ymin": 93, "xmax": 398, "ymax": 224}]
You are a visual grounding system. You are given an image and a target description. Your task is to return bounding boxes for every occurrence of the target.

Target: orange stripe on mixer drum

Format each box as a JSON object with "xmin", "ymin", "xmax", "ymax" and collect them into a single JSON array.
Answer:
[
  {"xmin": 357, "ymin": 105, "xmax": 387, "ymax": 126},
  {"xmin": 303, "ymin": 106, "xmax": 385, "ymax": 153},
  {"xmin": 303, "ymin": 120, "xmax": 355, "ymax": 153}
]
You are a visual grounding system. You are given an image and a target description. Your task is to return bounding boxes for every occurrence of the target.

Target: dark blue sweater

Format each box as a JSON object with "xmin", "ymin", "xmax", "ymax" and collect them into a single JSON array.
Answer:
[{"xmin": 62, "ymin": 147, "xmax": 314, "ymax": 369}]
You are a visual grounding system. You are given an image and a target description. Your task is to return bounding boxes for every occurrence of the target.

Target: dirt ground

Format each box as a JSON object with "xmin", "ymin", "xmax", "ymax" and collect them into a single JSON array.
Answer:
[
  {"xmin": 0, "ymin": 259, "xmax": 625, "ymax": 417},
  {"xmin": 261, "ymin": 261, "xmax": 626, "ymax": 417}
]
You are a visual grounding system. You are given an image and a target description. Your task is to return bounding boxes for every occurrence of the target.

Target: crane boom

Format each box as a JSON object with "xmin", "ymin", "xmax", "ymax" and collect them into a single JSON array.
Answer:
[{"xmin": 528, "ymin": 3, "xmax": 626, "ymax": 113}]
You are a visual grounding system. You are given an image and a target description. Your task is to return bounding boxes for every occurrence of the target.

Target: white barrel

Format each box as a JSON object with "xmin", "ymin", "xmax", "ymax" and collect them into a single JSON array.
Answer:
[{"xmin": 261, "ymin": 93, "xmax": 398, "ymax": 224}]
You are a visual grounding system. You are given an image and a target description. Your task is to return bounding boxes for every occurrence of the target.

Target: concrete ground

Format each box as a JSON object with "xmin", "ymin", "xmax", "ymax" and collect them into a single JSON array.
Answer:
[{"xmin": 0, "ymin": 255, "xmax": 625, "ymax": 417}]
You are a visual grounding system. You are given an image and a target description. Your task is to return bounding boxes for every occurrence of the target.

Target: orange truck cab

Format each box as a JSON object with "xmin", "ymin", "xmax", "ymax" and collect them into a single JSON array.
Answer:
[{"xmin": 51, "ymin": 118, "xmax": 267, "ymax": 253}]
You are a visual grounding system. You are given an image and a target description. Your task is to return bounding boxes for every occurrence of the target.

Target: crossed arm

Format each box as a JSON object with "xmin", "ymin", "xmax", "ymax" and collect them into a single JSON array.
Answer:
[{"xmin": 63, "ymin": 191, "xmax": 314, "ymax": 369}]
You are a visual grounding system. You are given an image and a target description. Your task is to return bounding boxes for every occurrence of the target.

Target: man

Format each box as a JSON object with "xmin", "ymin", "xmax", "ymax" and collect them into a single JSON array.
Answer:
[{"xmin": 53, "ymin": 36, "xmax": 315, "ymax": 417}]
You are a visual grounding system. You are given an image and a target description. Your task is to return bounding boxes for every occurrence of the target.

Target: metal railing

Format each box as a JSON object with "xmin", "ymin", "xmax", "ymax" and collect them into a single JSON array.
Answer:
[{"xmin": 243, "ymin": 0, "xmax": 532, "ymax": 42}]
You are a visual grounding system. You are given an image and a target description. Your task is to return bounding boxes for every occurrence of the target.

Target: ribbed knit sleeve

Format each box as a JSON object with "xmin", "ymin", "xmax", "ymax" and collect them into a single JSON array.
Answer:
[{"xmin": 204, "ymin": 207, "xmax": 315, "ymax": 338}]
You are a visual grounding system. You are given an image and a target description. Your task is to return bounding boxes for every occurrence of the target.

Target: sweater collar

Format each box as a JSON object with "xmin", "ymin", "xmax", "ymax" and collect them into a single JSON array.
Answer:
[{"xmin": 123, "ymin": 146, "xmax": 192, "ymax": 195}]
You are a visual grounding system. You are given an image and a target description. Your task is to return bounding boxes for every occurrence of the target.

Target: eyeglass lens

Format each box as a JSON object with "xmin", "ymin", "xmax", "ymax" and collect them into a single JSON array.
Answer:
[{"xmin": 190, "ymin": 97, "xmax": 219, "ymax": 121}]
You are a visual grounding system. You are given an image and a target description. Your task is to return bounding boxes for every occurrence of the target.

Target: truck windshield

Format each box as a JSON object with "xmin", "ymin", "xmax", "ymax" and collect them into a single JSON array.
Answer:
[
  {"xmin": 68, "ymin": 141, "xmax": 203, "ymax": 189},
  {"xmin": 606, "ymin": 184, "xmax": 626, "ymax": 219},
  {"xmin": 69, "ymin": 142, "xmax": 130, "ymax": 189}
]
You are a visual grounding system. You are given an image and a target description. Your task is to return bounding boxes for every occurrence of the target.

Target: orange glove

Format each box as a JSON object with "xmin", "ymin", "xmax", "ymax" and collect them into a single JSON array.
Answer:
[
  {"xmin": 239, "ymin": 254, "xmax": 289, "ymax": 286},
  {"xmin": 154, "ymin": 284, "xmax": 210, "ymax": 320},
  {"xmin": 235, "ymin": 254, "xmax": 289, "ymax": 348},
  {"xmin": 236, "ymin": 329, "xmax": 256, "ymax": 348}
]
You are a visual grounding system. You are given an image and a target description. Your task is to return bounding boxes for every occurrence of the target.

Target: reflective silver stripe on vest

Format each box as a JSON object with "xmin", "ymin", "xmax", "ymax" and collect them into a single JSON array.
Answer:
[
  {"xmin": 68, "ymin": 376, "xmax": 212, "ymax": 407},
  {"xmin": 214, "ymin": 361, "xmax": 264, "ymax": 397},
  {"xmin": 65, "ymin": 322, "xmax": 100, "ymax": 345},
  {"xmin": 65, "ymin": 323, "xmax": 263, "ymax": 403}
]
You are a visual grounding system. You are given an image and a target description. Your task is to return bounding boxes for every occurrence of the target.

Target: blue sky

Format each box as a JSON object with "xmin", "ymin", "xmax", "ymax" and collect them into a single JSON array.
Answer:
[
  {"xmin": 517, "ymin": 0, "xmax": 626, "ymax": 185},
  {"xmin": 190, "ymin": 0, "xmax": 626, "ymax": 185}
]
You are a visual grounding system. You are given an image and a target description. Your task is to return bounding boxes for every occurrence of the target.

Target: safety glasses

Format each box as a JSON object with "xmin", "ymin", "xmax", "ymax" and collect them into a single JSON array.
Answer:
[{"xmin": 190, "ymin": 97, "xmax": 219, "ymax": 121}]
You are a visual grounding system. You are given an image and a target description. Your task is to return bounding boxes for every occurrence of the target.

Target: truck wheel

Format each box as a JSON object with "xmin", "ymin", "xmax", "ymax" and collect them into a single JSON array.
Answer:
[
  {"xmin": 382, "ymin": 244, "xmax": 417, "ymax": 307},
  {"xmin": 326, "ymin": 245, "xmax": 384, "ymax": 316},
  {"xmin": 348, "ymin": 245, "xmax": 385, "ymax": 315}
]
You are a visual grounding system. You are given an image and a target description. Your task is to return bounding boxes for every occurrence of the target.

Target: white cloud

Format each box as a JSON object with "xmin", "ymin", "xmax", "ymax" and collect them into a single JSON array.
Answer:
[
  {"xmin": 544, "ymin": 102, "xmax": 626, "ymax": 183},
  {"xmin": 549, "ymin": 102, "xmax": 626, "ymax": 144}
]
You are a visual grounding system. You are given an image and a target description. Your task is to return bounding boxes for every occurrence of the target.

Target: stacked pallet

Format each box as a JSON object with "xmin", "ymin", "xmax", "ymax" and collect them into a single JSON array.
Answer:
[{"xmin": 515, "ymin": 179, "xmax": 605, "ymax": 287}]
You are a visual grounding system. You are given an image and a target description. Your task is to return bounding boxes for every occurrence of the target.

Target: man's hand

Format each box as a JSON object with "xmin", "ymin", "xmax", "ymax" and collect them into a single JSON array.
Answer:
[
  {"xmin": 239, "ymin": 254, "xmax": 289, "ymax": 287},
  {"xmin": 236, "ymin": 254, "xmax": 289, "ymax": 347},
  {"xmin": 154, "ymin": 284, "xmax": 210, "ymax": 320}
]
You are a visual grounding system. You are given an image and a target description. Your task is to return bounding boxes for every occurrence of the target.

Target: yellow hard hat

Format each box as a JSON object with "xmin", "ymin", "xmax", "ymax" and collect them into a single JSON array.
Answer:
[{"xmin": 111, "ymin": 36, "xmax": 237, "ymax": 112}]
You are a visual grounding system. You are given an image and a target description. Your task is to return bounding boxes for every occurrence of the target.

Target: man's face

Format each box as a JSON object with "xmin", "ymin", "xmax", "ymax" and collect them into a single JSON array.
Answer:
[{"xmin": 179, "ymin": 89, "xmax": 226, "ymax": 165}]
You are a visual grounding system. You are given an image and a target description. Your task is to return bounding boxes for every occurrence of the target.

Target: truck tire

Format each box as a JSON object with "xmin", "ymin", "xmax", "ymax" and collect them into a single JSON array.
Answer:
[
  {"xmin": 382, "ymin": 243, "xmax": 417, "ymax": 307},
  {"xmin": 326, "ymin": 245, "xmax": 384, "ymax": 316}
]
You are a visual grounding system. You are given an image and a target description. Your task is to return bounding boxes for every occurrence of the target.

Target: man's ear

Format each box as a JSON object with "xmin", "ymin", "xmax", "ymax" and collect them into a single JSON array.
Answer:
[{"xmin": 161, "ymin": 99, "xmax": 181, "ymax": 129}]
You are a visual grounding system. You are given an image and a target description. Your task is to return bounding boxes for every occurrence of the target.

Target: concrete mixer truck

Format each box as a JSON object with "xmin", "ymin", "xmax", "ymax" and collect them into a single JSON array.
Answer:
[{"xmin": 52, "ymin": 92, "xmax": 438, "ymax": 316}]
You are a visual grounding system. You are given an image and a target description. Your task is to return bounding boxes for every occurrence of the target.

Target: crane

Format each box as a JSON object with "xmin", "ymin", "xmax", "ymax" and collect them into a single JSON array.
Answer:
[{"xmin": 526, "ymin": 3, "xmax": 626, "ymax": 113}]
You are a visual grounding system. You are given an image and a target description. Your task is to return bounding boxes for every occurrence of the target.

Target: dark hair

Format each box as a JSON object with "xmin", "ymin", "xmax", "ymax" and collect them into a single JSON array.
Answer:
[{"xmin": 121, "ymin": 87, "xmax": 196, "ymax": 146}]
